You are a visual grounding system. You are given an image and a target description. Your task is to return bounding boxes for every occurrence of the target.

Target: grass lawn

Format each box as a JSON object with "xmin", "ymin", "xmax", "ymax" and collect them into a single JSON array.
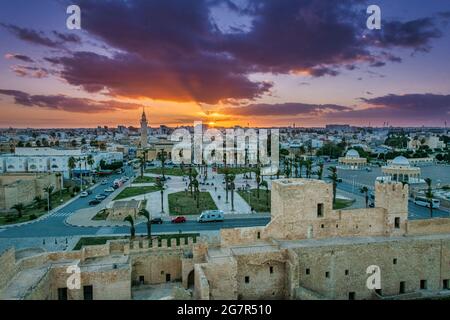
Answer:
[
  {"xmin": 333, "ymin": 198, "xmax": 355, "ymax": 210},
  {"xmin": 0, "ymin": 189, "xmax": 74, "ymax": 226},
  {"xmin": 133, "ymin": 176, "xmax": 157, "ymax": 184},
  {"xmin": 114, "ymin": 186, "xmax": 159, "ymax": 200},
  {"xmin": 73, "ymin": 233, "xmax": 200, "ymax": 250},
  {"xmin": 145, "ymin": 167, "xmax": 195, "ymax": 176},
  {"xmin": 168, "ymin": 191, "xmax": 217, "ymax": 215},
  {"xmin": 218, "ymin": 167, "xmax": 256, "ymax": 175},
  {"xmin": 237, "ymin": 189, "xmax": 270, "ymax": 213},
  {"xmin": 92, "ymin": 209, "xmax": 109, "ymax": 221}
]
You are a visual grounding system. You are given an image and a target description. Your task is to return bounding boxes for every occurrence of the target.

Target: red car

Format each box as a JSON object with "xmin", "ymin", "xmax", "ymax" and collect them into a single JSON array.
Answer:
[{"xmin": 171, "ymin": 216, "xmax": 186, "ymax": 223}]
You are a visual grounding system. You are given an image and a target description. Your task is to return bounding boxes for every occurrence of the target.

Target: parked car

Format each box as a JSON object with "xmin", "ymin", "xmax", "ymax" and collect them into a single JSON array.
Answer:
[
  {"xmin": 197, "ymin": 210, "xmax": 224, "ymax": 223},
  {"xmin": 171, "ymin": 216, "xmax": 186, "ymax": 224},
  {"xmin": 101, "ymin": 179, "xmax": 108, "ymax": 185},
  {"xmin": 151, "ymin": 217, "xmax": 163, "ymax": 224},
  {"xmin": 89, "ymin": 199, "xmax": 101, "ymax": 206},
  {"xmin": 80, "ymin": 191, "xmax": 89, "ymax": 198},
  {"xmin": 112, "ymin": 184, "xmax": 120, "ymax": 189},
  {"xmin": 104, "ymin": 187, "xmax": 115, "ymax": 193},
  {"xmin": 96, "ymin": 194, "xmax": 107, "ymax": 200}
]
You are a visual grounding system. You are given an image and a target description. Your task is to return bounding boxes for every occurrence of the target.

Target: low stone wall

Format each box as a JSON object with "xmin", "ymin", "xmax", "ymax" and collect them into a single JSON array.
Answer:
[{"xmin": 407, "ymin": 218, "xmax": 450, "ymax": 235}]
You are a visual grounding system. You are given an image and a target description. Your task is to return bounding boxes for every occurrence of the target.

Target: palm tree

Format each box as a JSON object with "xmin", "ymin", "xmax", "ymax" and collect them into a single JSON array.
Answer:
[
  {"xmin": 222, "ymin": 167, "xmax": 231, "ymax": 203},
  {"xmin": 139, "ymin": 156, "xmax": 145, "ymax": 178},
  {"xmin": 68, "ymin": 156, "xmax": 77, "ymax": 179},
  {"xmin": 298, "ymin": 159, "xmax": 304, "ymax": 178},
  {"xmin": 260, "ymin": 180, "xmax": 269, "ymax": 209},
  {"xmin": 305, "ymin": 160, "xmax": 313, "ymax": 178},
  {"xmin": 139, "ymin": 209, "xmax": 152, "ymax": 239},
  {"xmin": 157, "ymin": 149, "xmax": 167, "ymax": 180},
  {"xmin": 156, "ymin": 179, "xmax": 165, "ymax": 213},
  {"xmin": 425, "ymin": 178, "xmax": 434, "ymax": 218},
  {"xmin": 360, "ymin": 186, "xmax": 369, "ymax": 208},
  {"xmin": 255, "ymin": 166, "xmax": 261, "ymax": 199},
  {"xmin": 33, "ymin": 196, "xmax": 44, "ymax": 209},
  {"xmin": 317, "ymin": 163, "xmax": 324, "ymax": 180},
  {"xmin": 228, "ymin": 174, "xmax": 236, "ymax": 211},
  {"xmin": 193, "ymin": 178, "xmax": 200, "ymax": 209},
  {"xmin": 87, "ymin": 154, "xmax": 94, "ymax": 170},
  {"xmin": 43, "ymin": 185, "xmax": 55, "ymax": 211},
  {"xmin": 124, "ymin": 215, "xmax": 136, "ymax": 239},
  {"xmin": 327, "ymin": 166, "xmax": 338, "ymax": 205},
  {"xmin": 11, "ymin": 203, "xmax": 25, "ymax": 219}
]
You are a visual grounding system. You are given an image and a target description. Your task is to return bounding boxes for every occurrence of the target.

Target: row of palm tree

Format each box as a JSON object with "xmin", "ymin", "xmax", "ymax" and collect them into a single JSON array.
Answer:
[{"xmin": 123, "ymin": 209, "xmax": 154, "ymax": 240}]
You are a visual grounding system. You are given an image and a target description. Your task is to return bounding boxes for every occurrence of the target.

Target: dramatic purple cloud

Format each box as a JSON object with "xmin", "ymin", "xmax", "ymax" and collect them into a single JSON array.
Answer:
[
  {"xmin": 1, "ymin": 0, "xmax": 447, "ymax": 106},
  {"xmin": 0, "ymin": 23, "xmax": 81, "ymax": 48},
  {"xmin": 360, "ymin": 93, "xmax": 450, "ymax": 117},
  {"xmin": 10, "ymin": 65, "xmax": 49, "ymax": 78},
  {"xmin": 4, "ymin": 53, "xmax": 34, "ymax": 63},
  {"xmin": 0, "ymin": 89, "xmax": 142, "ymax": 113},
  {"xmin": 366, "ymin": 18, "xmax": 443, "ymax": 52}
]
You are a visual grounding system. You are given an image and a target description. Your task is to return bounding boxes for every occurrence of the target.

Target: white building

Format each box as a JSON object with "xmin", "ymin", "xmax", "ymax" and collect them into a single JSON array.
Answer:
[
  {"xmin": 0, "ymin": 148, "xmax": 123, "ymax": 178},
  {"xmin": 5, "ymin": 157, "xmax": 27, "ymax": 173},
  {"xmin": 27, "ymin": 157, "xmax": 49, "ymax": 172}
]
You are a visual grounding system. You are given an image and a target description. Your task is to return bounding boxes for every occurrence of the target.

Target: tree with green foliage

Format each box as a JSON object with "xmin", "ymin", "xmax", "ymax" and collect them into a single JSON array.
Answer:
[
  {"xmin": 255, "ymin": 165, "xmax": 261, "ymax": 199},
  {"xmin": 260, "ymin": 180, "xmax": 269, "ymax": 208},
  {"xmin": 157, "ymin": 149, "xmax": 168, "ymax": 180},
  {"xmin": 327, "ymin": 166, "xmax": 338, "ymax": 204},
  {"xmin": 124, "ymin": 215, "xmax": 135, "ymax": 239},
  {"xmin": 228, "ymin": 174, "xmax": 236, "ymax": 211},
  {"xmin": 139, "ymin": 209, "xmax": 152, "ymax": 239},
  {"xmin": 425, "ymin": 178, "xmax": 434, "ymax": 218},
  {"xmin": 11, "ymin": 203, "xmax": 25, "ymax": 219},
  {"xmin": 43, "ymin": 185, "xmax": 55, "ymax": 210},
  {"xmin": 317, "ymin": 163, "xmax": 324, "ymax": 180},
  {"xmin": 156, "ymin": 179, "xmax": 165, "ymax": 213},
  {"xmin": 360, "ymin": 186, "xmax": 369, "ymax": 208}
]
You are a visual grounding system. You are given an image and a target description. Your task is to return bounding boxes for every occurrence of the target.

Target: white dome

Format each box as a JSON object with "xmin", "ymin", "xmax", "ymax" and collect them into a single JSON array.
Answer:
[
  {"xmin": 345, "ymin": 149, "xmax": 360, "ymax": 158},
  {"xmin": 391, "ymin": 156, "xmax": 410, "ymax": 166}
]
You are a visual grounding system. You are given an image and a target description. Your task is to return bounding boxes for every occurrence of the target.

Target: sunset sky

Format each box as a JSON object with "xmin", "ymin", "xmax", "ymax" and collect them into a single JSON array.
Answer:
[{"xmin": 0, "ymin": 0, "xmax": 449, "ymax": 128}]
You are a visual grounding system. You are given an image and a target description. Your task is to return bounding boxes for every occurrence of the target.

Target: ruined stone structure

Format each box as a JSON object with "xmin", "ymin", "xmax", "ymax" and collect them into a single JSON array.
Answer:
[{"xmin": 2, "ymin": 179, "xmax": 450, "ymax": 300}]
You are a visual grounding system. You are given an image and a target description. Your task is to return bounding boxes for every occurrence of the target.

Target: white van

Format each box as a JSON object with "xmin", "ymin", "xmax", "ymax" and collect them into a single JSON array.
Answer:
[{"xmin": 197, "ymin": 210, "xmax": 224, "ymax": 223}]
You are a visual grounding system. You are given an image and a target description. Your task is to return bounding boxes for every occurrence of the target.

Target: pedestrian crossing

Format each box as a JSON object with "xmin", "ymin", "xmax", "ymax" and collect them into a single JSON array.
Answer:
[{"xmin": 50, "ymin": 211, "xmax": 73, "ymax": 218}]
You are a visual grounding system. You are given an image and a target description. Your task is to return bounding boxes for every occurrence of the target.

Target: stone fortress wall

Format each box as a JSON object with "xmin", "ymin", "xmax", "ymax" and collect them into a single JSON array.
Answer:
[
  {"xmin": 0, "ymin": 173, "xmax": 62, "ymax": 211},
  {"xmin": 2, "ymin": 179, "xmax": 450, "ymax": 300},
  {"xmin": 0, "ymin": 236, "xmax": 199, "ymax": 300}
]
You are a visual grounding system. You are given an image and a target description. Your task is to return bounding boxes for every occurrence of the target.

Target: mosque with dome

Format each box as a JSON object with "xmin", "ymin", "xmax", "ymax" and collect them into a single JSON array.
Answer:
[
  {"xmin": 377, "ymin": 156, "xmax": 424, "ymax": 184},
  {"xmin": 337, "ymin": 149, "xmax": 367, "ymax": 170}
]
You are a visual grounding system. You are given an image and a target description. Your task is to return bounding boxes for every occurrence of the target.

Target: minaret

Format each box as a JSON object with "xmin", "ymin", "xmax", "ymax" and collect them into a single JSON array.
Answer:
[{"xmin": 140, "ymin": 107, "xmax": 148, "ymax": 148}]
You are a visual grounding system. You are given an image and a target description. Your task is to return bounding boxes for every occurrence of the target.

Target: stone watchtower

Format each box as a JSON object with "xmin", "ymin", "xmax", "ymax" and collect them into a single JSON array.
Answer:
[
  {"xmin": 374, "ymin": 182, "xmax": 409, "ymax": 236},
  {"xmin": 265, "ymin": 179, "xmax": 333, "ymax": 240}
]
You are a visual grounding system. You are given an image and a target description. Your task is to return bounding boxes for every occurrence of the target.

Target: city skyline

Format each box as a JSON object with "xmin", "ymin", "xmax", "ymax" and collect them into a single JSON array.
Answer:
[{"xmin": 0, "ymin": 0, "xmax": 450, "ymax": 128}]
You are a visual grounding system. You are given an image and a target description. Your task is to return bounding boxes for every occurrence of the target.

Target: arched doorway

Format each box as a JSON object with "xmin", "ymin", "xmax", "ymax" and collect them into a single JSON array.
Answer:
[{"xmin": 187, "ymin": 270, "xmax": 195, "ymax": 289}]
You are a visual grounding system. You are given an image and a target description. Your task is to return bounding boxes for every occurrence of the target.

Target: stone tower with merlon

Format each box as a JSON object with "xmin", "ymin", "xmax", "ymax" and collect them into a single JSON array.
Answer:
[
  {"xmin": 375, "ymin": 181, "xmax": 409, "ymax": 236},
  {"xmin": 265, "ymin": 179, "xmax": 333, "ymax": 240}
]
